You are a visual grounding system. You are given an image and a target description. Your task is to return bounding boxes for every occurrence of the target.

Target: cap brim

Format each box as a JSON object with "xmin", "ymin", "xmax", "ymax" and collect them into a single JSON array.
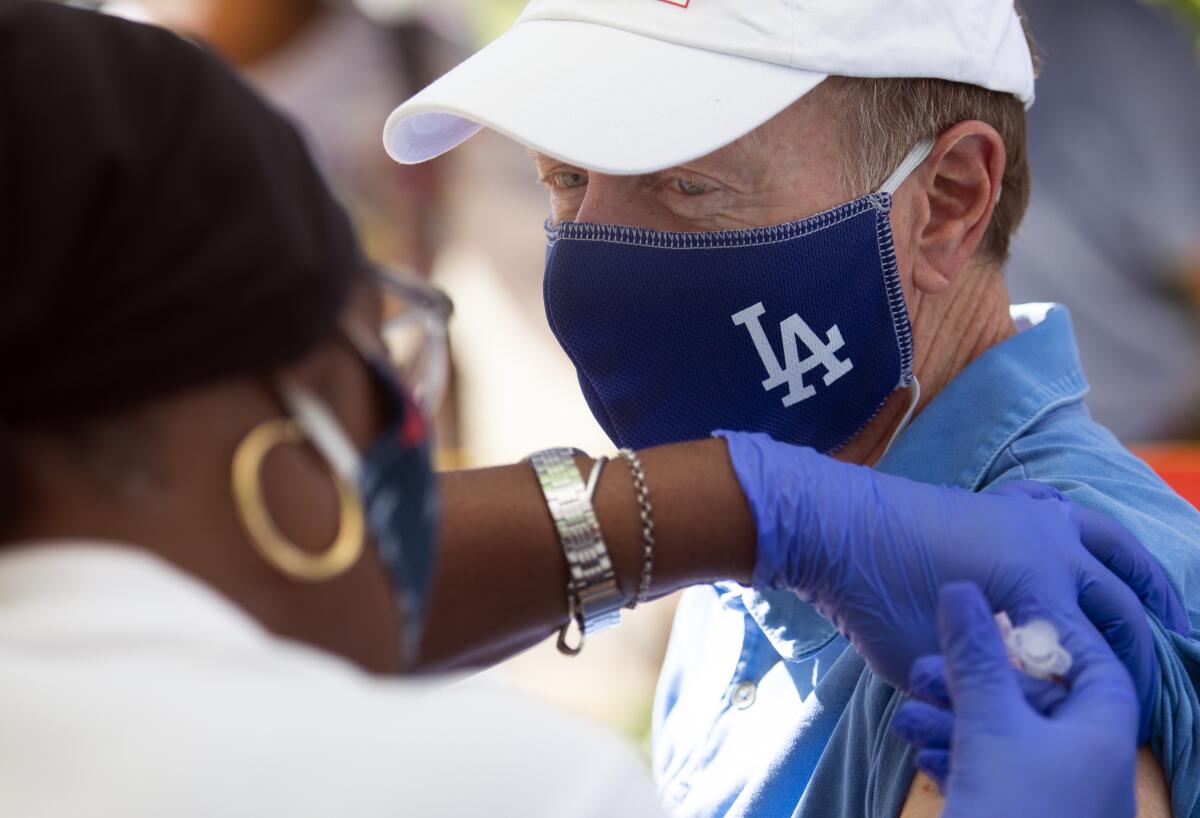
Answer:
[{"xmin": 384, "ymin": 19, "xmax": 826, "ymax": 175}]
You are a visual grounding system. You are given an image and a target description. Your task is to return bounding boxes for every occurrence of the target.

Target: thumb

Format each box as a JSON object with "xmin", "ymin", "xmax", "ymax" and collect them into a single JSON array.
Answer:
[
  {"xmin": 1053, "ymin": 618, "xmax": 1141, "ymax": 734},
  {"xmin": 939, "ymin": 583, "xmax": 1023, "ymax": 718}
]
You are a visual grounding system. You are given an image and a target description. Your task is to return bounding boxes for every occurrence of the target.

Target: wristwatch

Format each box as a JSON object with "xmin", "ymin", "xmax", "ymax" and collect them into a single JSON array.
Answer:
[{"xmin": 529, "ymin": 448, "xmax": 623, "ymax": 652}]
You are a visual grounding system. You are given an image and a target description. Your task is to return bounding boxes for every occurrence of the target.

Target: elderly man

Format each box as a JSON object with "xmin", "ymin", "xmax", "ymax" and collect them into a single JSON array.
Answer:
[{"xmin": 383, "ymin": 1, "xmax": 1200, "ymax": 816}]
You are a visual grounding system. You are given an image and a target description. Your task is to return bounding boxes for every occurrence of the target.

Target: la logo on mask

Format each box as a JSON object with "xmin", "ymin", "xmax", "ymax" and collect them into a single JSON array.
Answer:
[{"xmin": 732, "ymin": 302, "xmax": 854, "ymax": 407}]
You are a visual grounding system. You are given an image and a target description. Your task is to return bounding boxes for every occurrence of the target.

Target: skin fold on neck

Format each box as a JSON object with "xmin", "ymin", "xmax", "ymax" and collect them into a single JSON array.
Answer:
[{"xmin": 836, "ymin": 260, "xmax": 1018, "ymax": 467}]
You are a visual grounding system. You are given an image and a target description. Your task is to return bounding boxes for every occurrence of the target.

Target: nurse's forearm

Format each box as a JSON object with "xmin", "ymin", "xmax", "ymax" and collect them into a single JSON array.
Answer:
[{"xmin": 418, "ymin": 438, "xmax": 756, "ymax": 672}]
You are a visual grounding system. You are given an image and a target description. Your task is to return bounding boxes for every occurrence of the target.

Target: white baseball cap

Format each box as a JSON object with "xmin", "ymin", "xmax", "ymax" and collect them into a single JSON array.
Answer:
[{"xmin": 384, "ymin": 0, "xmax": 1035, "ymax": 175}]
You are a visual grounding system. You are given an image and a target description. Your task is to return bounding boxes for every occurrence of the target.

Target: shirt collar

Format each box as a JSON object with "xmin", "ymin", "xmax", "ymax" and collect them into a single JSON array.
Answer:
[
  {"xmin": 743, "ymin": 304, "xmax": 1091, "ymax": 661},
  {"xmin": 0, "ymin": 541, "xmax": 270, "ymax": 650},
  {"xmin": 875, "ymin": 303, "xmax": 1089, "ymax": 488}
]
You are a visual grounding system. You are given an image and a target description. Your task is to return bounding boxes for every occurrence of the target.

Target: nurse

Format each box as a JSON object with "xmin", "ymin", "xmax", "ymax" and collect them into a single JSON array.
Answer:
[{"xmin": 0, "ymin": 4, "xmax": 1177, "ymax": 817}]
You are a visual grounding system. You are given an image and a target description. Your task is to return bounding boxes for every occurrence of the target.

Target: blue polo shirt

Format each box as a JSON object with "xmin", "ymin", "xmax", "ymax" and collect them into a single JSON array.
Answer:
[{"xmin": 652, "ymin": 304, "xmax": 1200, "ymax": 818}]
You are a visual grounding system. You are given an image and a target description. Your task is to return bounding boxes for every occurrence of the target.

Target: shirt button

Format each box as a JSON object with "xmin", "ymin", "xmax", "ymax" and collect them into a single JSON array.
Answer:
[{"xmin": 731, "ymin": 680, "xmax": 757, "ymax": 710}]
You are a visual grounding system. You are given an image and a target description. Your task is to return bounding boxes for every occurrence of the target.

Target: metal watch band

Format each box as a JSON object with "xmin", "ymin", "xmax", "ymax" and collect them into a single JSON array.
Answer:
[{"xmin": 529, "ymin": 448, "xmax": 623, "ymax": 643}]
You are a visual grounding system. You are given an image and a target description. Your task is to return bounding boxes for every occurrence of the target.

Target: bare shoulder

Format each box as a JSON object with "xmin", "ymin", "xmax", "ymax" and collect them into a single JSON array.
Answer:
[
  {"xmin": 897, "ymin": 747, "xmax": 1171, "ymax": 818},
  {"xmin": 896, "ymin": 770, "xmax": 942, "ymax": 818},
  {"xmin": 1133, "ymin": 747, "xmax": 1174, "ymax": 818}
]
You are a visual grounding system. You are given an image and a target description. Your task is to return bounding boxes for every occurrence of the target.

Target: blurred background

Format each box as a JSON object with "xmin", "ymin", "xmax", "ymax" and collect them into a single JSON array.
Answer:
[{"xmin": 58, "ymin": 0, "xmax": 1200, "ymax": 750}]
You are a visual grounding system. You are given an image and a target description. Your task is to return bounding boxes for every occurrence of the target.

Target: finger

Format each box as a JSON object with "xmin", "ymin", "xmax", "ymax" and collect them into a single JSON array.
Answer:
[
  {"xmin": 1075, "ymin": 557, "xmax": 1159, "ymax": 743},
  {"xmin": 893, "ymin": 701, "xmax": 953, "ymax": 751},
  {"xmin": 988, "ymin": 481, "xmax": 1187, "ymax": 634},
  {"xmin": 908, "ymin": 655, "xmax": 951, "ymax": 708},
  {"xmin": 915, "ymin": 749, "xmax": 950, "ymax": 791},
  {"xmin": 1017, "ymin": 673, "xmax": 1069, "ymax": 714},
  {"xmin": 1076, "ymin": 505, "xmax": 1190, "ymax": 635},
  {"xmin": 938, "ymin": 583, "xmax": 1023, "ymax": 717},
  {"xmin": 913, "ymin": 630, "xmax": 1067, "ymax": 714},
  {"xmin": 1009, "ymin": 596, "xmax": 1151, "ymax": 740},
  {"xmin": 1052, "ymin": 616, "xmax": 1141, "ymax": 740}
]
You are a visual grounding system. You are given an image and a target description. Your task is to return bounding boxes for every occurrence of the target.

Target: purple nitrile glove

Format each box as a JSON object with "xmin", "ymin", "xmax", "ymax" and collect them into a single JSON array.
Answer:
[
  {"xmin": 717, "ymin": 430, "xmax": 1188, "ymax": 742},
  {"xmin": 897, "ymin": 650, "xmax": 1071, "ymax": 791},
  {"xmin": 892, "ymin": 583, "xmax": 1138, "ymax": 818}
]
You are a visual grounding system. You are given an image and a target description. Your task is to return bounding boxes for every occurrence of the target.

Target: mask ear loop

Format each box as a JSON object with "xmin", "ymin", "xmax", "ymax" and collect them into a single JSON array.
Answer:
[
  {"xmin": 878, "ymin": 139, "xmax": 1002, "ymax": 202},
  {"xmin": 881, "ymin": 377, "xmax": 921, "ymax": 460},
  {"xmin": 878, "ymin": 139, "xmax": 937, "ymax": 196},
  {"xmin": 875, "ymin": 138, "xmax": 935, "ymax": 460},
  {"xmin": 277, "ymin": 383, "xmax": 364, "ymax": 484}
]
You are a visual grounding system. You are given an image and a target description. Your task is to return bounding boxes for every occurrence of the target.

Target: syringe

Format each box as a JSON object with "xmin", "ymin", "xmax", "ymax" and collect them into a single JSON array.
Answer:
[{"xmin": 995, "ymin": 612, "xmax": 1072, "ymax": 681}]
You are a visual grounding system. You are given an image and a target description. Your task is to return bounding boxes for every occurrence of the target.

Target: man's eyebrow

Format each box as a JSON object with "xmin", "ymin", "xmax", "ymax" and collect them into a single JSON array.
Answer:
[
  {"xmin": 528, "ymin": 149, "xmax": 569, "ymax": 168},
  {"xmin": 666, "ymin": 159, "xmax": 741, "ymax": 189},
  {"xmin": 678, "ymin": 146, "xmax": 767, "ymax": 190}
]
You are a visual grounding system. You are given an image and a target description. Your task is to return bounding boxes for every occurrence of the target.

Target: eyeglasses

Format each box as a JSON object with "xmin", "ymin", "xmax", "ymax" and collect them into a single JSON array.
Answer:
[{"xmin": 376, "ymin": 267, "xmax": 454, "ymax": 416}]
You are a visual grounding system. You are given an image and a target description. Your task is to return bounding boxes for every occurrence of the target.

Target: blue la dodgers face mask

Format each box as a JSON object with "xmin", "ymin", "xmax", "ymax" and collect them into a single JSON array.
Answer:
[{"xmin": 543, "ymin": 141, "xmax": 934, "ymax": 454}]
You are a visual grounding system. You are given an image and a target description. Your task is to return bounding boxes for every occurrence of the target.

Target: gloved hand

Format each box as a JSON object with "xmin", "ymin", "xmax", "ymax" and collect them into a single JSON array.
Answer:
[
  {"xmin": 718, "ymin": 430, "xmax": 1188, "ymax": 742},
  {"xmin": 892, "ymin": 583, "xmax": 1139, "ymax": 818},
  {"xmin": 893, "ymin": 655, "xmax": 1071, "ymax": 790}
]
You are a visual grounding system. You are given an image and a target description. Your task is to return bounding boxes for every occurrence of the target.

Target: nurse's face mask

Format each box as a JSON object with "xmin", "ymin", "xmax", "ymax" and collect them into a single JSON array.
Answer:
[
  {"xmin": 543, "ymin": 141, "xmax": 934, "ymax": 454},
  {"xmin": 276, "ymin": 272, "xmax": 453, "ymax": 668}
]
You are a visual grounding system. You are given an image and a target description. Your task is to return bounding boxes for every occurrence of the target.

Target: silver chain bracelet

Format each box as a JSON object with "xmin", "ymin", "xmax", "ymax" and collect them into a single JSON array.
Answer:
[{"xmin": 617, "ymin": 449, "xmax": 656, "ymax": 607}]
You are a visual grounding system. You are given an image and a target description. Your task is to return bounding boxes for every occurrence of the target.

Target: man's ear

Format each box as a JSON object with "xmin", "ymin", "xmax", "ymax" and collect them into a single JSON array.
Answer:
[{"xmin": 906, "ymin": 121, "xmax": 1005, "ymax": 294}]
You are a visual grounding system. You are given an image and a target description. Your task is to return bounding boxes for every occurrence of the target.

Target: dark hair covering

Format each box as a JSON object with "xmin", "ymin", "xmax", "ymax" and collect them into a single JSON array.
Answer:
[{"xmin": 0, "ymin": 3, "xmax": 366, "ymax": 524}]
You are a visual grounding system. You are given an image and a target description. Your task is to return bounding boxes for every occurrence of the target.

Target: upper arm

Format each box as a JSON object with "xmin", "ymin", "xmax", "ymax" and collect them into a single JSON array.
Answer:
[{"xmin": 897, "ymin": 747, "xmax": 1171, "ymax": 818}]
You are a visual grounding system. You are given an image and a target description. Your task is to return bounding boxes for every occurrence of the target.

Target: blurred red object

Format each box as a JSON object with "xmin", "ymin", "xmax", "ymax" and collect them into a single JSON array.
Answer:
[{"xmin": 1135, "ymin": 444, "xmax": 1200, "ymax": 510}]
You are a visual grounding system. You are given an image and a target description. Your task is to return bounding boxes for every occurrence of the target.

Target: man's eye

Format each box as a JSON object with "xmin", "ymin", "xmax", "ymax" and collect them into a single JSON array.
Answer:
[
  {"xmin": 674, "ymin": 178, "xmax": 713, "ymax": 196},
  {"xmin": 549, "ymin": 171, "xmax": 589, "ymax": 190}
]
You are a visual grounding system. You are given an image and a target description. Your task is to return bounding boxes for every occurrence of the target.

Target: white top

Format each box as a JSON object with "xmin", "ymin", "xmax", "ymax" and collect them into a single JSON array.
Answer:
[{"xmin": 0, "ymin": 542, "xmax": 664, "ymax": 818}]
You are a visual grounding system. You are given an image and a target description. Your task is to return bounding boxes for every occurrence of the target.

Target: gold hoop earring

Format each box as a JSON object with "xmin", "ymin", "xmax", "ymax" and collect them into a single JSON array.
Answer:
[{"xmin": 231, "ymin": 418, "xmax": 365, "ymax": 582}]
